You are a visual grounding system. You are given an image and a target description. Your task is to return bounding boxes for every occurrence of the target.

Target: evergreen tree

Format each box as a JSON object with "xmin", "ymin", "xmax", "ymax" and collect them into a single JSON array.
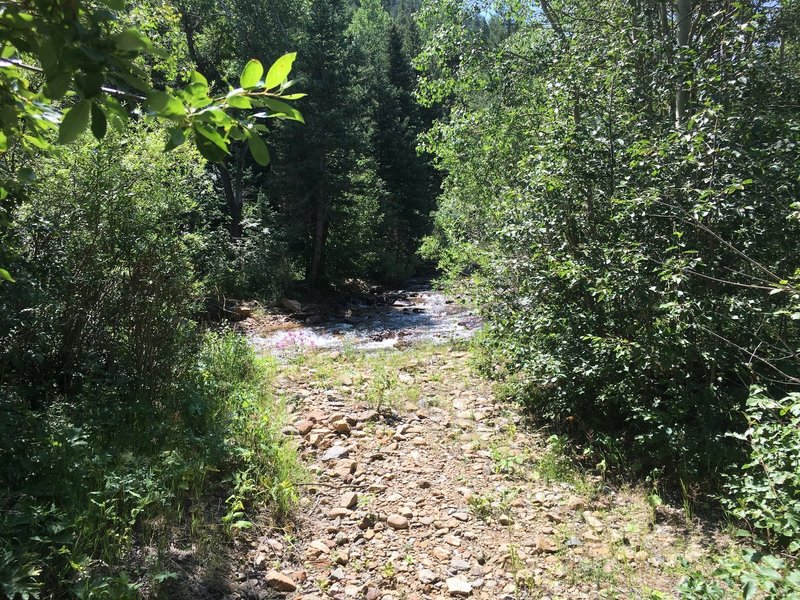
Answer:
[{"xmin": 272, "ymin": 0, "xmax": 374, "ymax": 287}]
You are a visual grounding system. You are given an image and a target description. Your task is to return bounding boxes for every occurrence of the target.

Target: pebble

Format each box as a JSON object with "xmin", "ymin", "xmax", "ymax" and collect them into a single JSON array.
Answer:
[
  {"xmin": 446, "ymin": 577, "xmax": 473, "ymax": 596},
  {"xmin": 418, "ymin": 568, "xmax": 439, "ymax": 583},
  {"xmin": 332, "ymin": 419, "xmax": 351, "ymax": 434},
  {"xmin": 341, "ymin": 492, "xmax": 358, "ymax": 509},
  {"xmin": 264, "ymin": 570, "xmax": 297, "ymax": 592},
  {"xmin": 387, "ymin": 514, "xmax": 410, "ymax": 530},
  {"xmin": 322, "ymin": 445, "xmax": 350, "ymax": 461},
  {"xmin": 296, "ymin": 419, "xmax": 314, "ymax": 435}
]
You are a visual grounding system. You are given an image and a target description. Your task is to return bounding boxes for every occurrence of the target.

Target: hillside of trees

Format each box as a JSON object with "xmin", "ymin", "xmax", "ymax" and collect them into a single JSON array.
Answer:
[{"xmin": 1, "ymin": 0, "xmax": 800, "ymax": 597}]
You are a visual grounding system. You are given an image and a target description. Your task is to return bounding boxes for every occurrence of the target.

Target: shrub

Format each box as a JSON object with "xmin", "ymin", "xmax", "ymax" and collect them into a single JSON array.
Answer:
[{"xmin": 724, "ymin": 391, "xmax": 800, "ymax": 551}]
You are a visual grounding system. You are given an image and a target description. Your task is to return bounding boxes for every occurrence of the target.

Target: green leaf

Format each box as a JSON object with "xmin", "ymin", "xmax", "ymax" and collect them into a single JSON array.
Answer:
[
  {"xmin": 231, "ymin": 520, "xmax": 254, "ymax": 529},
  {"xmin": 190, "ymin": 70, "xmax": 208, "ymax": 87},
  {"xmin": 59, "ymin": 100, "xmax": 92, "ymax": 144},
  {"xmin": 742, "ymin": 577, "xmax": 757, "ymax": 600},
  {"xmin": 146, "ymin": 92, "xmax": 186, "ymax": 119},
  {"xmin": 240, "ymin": 59, "xmax": 263, "ymax": 89},
  {"xmin": 22, "ymin": 134, "xmax": 50, "ymax": 151},
  {"xmin": 227, "ymin": 95, "xmax": 252, "ymax": 109},
  {"xmin": 193, "ymin": 130, "xmax": 226, "ymax": 162},
  {"xmin": 280, "ymin": 93, "xmax": 307, "ymax": 100},
  {"xmin": 45, "ymin": 73, "xmax": 71, "ymax": 99},
  {"xmin": 265, "ymin": 52, "xmax": 296, "ymax": 90},
  {"xmin": 91, "ymin": 103, "xmax": 107, "ymax": 140},
  {"xmin": 116, "ymin": 28, "xmax": 151, "ymax": 52},
  {"xmin": 165, "ymin": 127, "xmax": 187, "ymax": 151},
  {"xmin": 193, "ymin": 124, "xmax": 229, "ymax": 161},
  {"xmin": 247, "ymin": 133, "xmax": 270, "ymax": 166},
  {"xmin": 262, "ymin": 98, "xmax": 304, "ymax": 123},
  {"xmin": 101, "ymin": 0, "xmax": 125, "ymax": 9},
  {"xmin": 0, "ymin": 268, "xmax": 14, "ymax": 283}
]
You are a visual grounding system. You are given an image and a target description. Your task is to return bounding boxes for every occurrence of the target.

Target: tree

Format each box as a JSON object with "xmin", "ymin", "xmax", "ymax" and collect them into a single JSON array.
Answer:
[
  {"xmin": 0, "ymin": 0, "xmax": 304, "ymax": 276},
  {"xmin": 418, "ymin": 0, "xmax": 800, "ymax": 485}
]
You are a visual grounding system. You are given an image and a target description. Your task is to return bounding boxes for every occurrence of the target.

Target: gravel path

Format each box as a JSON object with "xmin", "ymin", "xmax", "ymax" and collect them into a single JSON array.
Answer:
[{"xmin": 228, "ymin": 344, "xmax": 726, "ymax": 599}]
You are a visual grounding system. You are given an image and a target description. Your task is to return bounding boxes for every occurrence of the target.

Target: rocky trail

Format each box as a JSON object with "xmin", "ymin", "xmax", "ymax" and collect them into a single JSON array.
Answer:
[{"xmin": 225, "ymin": 344, "xmax": 727, "ymax": 600}]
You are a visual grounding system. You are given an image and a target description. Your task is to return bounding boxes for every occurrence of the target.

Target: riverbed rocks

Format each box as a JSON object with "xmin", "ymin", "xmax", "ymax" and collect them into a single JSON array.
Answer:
[{"xmin": 223, "ymin": 345, "xmax": 726, "ymax": 599}]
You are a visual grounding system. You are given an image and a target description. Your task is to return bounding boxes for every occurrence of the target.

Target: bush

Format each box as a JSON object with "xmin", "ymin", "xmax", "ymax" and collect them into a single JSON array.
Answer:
[
  {"xmin": 0, "ymin": 329, "xmax": 299, "ymax": 598},
  {"xmin": 0, "ymin": 128, "xmax": 300, "ymax": 597},
  {"xmin": 0, "ymin": 126, "xmax": 210, "ymax": 407},
  {"xmin": 724, "ymin": 391, "xmax": 800, "ymax": 551},
  {"xmin": 417, "ymin": 0, "xmax": 800, "ymax": 486}
]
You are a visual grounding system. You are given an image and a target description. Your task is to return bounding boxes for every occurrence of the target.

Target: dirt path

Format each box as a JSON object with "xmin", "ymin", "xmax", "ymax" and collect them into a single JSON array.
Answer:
[{"xmin": 232, "ymin": 343, "xmax": 726, "ymax": 600}]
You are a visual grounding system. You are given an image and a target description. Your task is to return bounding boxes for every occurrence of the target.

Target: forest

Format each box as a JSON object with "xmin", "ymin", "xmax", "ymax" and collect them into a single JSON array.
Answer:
[{"xmin": 1, "ymin": 0, "xmax": 799, "ymax": 598}]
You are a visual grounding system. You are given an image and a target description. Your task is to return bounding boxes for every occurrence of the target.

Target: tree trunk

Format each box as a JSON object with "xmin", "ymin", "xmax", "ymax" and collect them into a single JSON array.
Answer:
[
  {"xmin": 308, "ymin": 182, "xmax": 328, "ymax": 288},
  {"xmin": 675, "ymin": 0, "xmax": 691, "ymax": 127},
  {"xmin": 216, "ymin": 148, "xmax": 245, "ymax": 239}
]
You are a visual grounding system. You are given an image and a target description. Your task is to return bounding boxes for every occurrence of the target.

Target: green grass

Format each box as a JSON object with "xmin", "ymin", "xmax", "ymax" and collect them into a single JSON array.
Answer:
[{"xmin": 0, "ymin": 330, "xmax": 302, "ymax": 599}]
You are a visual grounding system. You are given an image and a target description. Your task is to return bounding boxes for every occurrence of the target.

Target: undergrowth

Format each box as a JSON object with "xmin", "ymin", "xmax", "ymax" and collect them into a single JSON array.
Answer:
[{"xmin": 0, "ymin": 331, "xmax": 300, "ymax": 599}]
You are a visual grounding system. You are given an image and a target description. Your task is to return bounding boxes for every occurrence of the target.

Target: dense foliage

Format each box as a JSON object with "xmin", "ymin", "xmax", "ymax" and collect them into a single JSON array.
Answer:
[
  {"xmin": 419, "ymin": 0, "xmax": 800, "ymax": 594},
  {"xmin": 4, "ymin": 0, "xmax": 800, "ymax": 596},
  {"xmin": 0, "ymin": 0, "xmax": 437, "ymax": 596}
]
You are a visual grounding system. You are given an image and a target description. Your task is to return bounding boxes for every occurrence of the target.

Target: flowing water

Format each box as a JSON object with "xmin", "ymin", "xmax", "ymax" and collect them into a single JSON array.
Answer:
[{"xmin": 248, "ymin": 280, "xmax": 480, "ymax": 357}]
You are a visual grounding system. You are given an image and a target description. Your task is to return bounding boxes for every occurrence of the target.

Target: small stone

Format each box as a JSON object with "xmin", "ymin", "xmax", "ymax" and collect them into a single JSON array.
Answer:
[
  {"xmin": 341, "ymin": 492, "xmax": 359, "ymax": 509},
  {"xmin": 534, "ymin": 537, "xmax": 558, "ymax": 554},
  {"xmin": 322, "ymin": 445, "xmax": 350, "ymax": 461},
  {"xmin": 359, "ymin": 514, "xmax": 376, "ymax": 530},
  {"xmin": 566, "ymin": 496, "xmax": 586, "ymax": 511},
  {"xmin": 296, "ymin": 420, "xmax": 314, "ymax": 435},
  {"xmin": 498, "ymin": 514, "xmax": 512, "ymax": 526},
  {"xmin": 418, "ymin": 568, "xmax": 439, "ymax": 584},
  {"xmin": 565, "ymin": 537, "xmax": 583, "ymax": 548},
  {"xmin": 582, "ymin": 511, "xmax": 604, "ymax": 531},
  {"xmin": 432, "ymin": 546, "xmax": 451, "ymax": 561},
  {"xmin": 635, "ymin": 550, "xmax": 650, "ymax": 562},
  {"xmin": 444, "ymin": 535, "xmax": 461, "ymax": 547},
  {"xmin": 387, "ymin": 514, "xmax": 410, "ymax": 530},
  {"xmin": 332, "ymin": 420, "xmax": 351, "ymax": 435},
  {"xmin": 446, "ymin": 577, "xmax": 473, "ymax": 596},
  {"xmin": 264, "ymin": 570, "xmax": 297, "ymax": 592},
  {"xmin": 306, "ymin": 539, "xmax": 330, "ymax": 558},
  {"xmin": 450, "ymin": 559, "xmax": 470, "ymax": 572},
  {"xmin": 452, "ymin": 512, "xmax": 469, "ymax": 522}
]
